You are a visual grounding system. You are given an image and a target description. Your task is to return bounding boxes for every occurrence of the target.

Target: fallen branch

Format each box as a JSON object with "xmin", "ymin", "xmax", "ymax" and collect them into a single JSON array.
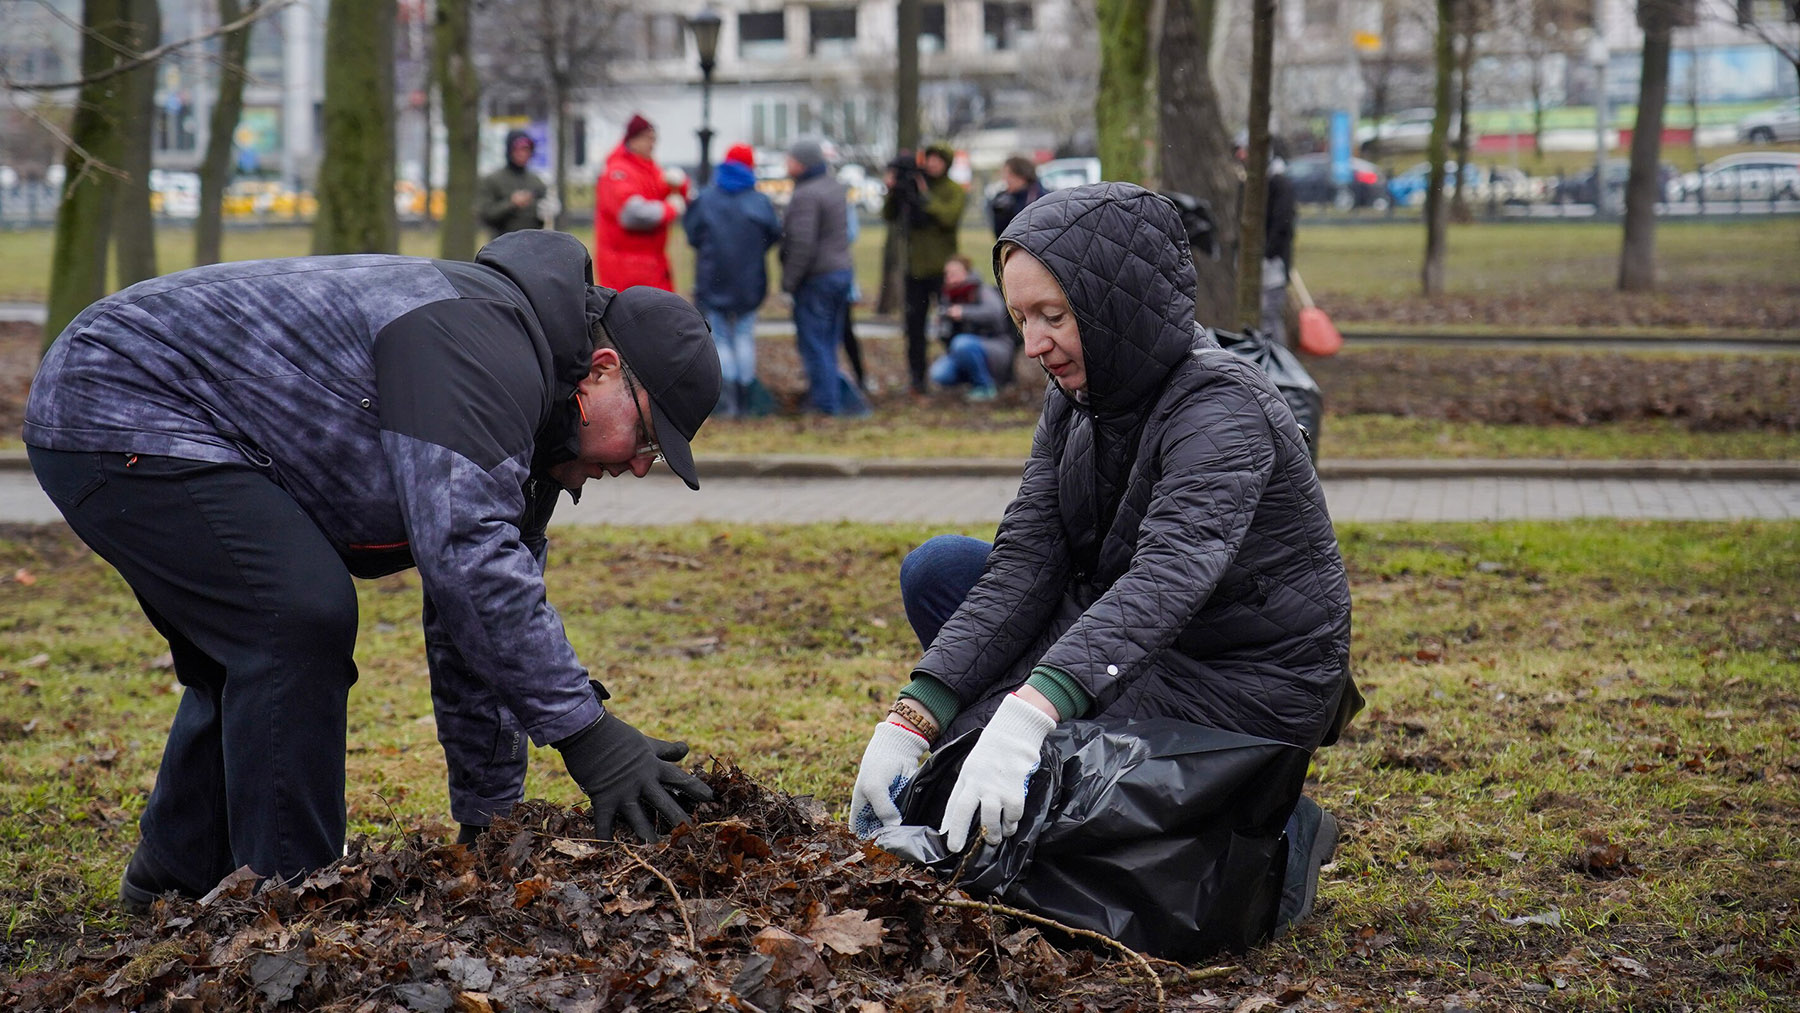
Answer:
[
  {"xmin": 929, "ymin": 895, "xmax": 1166, "ymax": 1011},
  {"xmin": 621, "ymin": 846, "xmax": 699, "ymax": 953}
]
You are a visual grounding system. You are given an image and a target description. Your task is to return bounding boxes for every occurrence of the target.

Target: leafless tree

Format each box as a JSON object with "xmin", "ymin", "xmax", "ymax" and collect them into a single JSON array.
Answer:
[
  {"xmin": 475, "ymin": 0, "xmax": 633, "ymax": 230},
  {"xmin": 1618, "ymin": 0, "xmax": 1689, "ymax": 291},
  {"xmin": 1422, "ymin": 0, "xmax": 1457, "ymax": 295}
]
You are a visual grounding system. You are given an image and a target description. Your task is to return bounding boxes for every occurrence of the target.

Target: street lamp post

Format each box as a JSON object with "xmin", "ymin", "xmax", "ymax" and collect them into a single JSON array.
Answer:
[{"xmin": 687, "ymin": 9, "xmax": 722, "ymax": 188}]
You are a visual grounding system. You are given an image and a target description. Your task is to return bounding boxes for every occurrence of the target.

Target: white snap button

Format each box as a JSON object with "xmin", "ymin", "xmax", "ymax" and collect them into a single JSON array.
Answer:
[{"xmin": 1107, "ymin": 664, "xmax": 1119, "ymax": 676}]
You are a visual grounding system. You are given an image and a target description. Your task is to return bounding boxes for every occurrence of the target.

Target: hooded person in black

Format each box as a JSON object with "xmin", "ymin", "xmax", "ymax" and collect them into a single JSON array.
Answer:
[
  {"xmin": 478, "ymin": 129, "xmax": 550, "ymax": 236},
  {"xmin": 849, "ymin": 182, "xmax": 1356, "ymax": 931}
]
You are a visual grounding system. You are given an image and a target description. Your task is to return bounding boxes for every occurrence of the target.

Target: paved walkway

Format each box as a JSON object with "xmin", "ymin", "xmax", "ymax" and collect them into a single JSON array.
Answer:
[{"xmin": 3, "ymin": 469, "xmax": 1795, "ymax": 526}]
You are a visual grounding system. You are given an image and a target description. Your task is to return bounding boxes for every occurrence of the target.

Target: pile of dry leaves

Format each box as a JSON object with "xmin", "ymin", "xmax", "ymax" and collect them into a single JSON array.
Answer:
[{"xmin": 4, "ymin": 766, "xmax": 1181, "ymax": 1012}]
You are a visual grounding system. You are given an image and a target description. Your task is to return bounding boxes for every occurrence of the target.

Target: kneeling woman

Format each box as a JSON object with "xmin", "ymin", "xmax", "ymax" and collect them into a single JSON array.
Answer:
[{"xmin": 852, "ymin": 182, "xmax": 1355, "ymax": 927}]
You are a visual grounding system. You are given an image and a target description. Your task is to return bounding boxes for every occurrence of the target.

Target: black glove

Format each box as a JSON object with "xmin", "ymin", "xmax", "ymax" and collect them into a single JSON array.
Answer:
[{"xmin": 555, "ymin": 710, "xmax": 714, "ymax": 842}]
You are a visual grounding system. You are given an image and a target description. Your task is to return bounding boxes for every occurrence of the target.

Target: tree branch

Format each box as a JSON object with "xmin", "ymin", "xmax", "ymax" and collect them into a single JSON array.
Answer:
[{"xmin": 6, "ymin": 0, "xmax": 296, "ymax": 93}]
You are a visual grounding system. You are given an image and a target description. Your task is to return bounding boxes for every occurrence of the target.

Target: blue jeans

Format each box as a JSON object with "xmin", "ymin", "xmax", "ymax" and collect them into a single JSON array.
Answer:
[
  {"xmin": 899, "ymin": 534, "xmax": 993, "ymax": 650},
  {"xmin": 793, "ymin": 270, "xmax": 853, "ymax": 414},
  {"xmin": 704, "ymin": 308, "xmax": 758, "ymax": 387},
  {"xmin": 928, "ymin": 333, "xmax": 997, "ymax": 391}
]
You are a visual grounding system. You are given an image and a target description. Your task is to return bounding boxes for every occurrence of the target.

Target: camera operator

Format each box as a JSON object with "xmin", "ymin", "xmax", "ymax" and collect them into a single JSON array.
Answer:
[{"xmin": 882, "ymin": 143, "xmax": 965, "ymax": 395}]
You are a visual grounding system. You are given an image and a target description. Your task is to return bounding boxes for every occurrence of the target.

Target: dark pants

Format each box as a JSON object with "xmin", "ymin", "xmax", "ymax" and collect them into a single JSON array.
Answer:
[
  {"xmin": 902, "ymin": 273, "xmax": 943, "ymax": 393},
  {"xmin": 840, "ymin": 299, "xmax": 867, "ymax": 390},
  {"xmin": 29, "ymin": 447, "xmax": 359, "ymax": 895}
]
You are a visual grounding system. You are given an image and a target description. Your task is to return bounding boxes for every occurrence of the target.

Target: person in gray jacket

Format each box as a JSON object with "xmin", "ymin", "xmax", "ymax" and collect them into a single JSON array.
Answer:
[
  {"xmin": 850, "ymin": 182, "xmax": 1356, "ymax": 930},
  {"xmin": 778, "ymin": 138, "xmax": 856, "ymax": 415},
  {"xmin": 25, "ymin": 230, "xmax": 720, "ymax": 911}
]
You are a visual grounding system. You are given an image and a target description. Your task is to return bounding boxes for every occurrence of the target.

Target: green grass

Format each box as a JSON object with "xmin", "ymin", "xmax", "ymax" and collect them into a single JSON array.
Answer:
[
  {"xmin": 1, "ymin": 519, "xmax": 1796, "ymax": 1008},
  {"xmin": 0, "ymin": 223, "xmax": 1002, "ymax": 306},
  {"xmin": 6, "ymin": 215, "xmax": 1795, "ymax": 334},
  {"xmin": 1295, "ymin": 218, "xmax": 1800, "ymax": 301}
]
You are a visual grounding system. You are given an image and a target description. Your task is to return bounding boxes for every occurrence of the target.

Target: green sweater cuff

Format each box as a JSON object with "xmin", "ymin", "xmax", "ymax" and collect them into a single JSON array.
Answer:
[
  {"xmin": 1026, "ymin": 665, "xmax": 1092, "ymax": 721},
  {"xmin": 898, "ymin": 673, "xmax": 962, "ymax": 728}
]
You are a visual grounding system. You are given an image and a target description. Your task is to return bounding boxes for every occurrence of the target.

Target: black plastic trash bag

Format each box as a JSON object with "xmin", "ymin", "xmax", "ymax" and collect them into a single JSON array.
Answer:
[
  {"xmin": 870, "ymin": 718, "xmax": 1312, "ymax": 962},
  {"xmin": 1213, "ymin": 326, "xmax": 1323, "ymax": 464},
  {"xmin": 1160, "ymin": 191, "xmax": 1219, "ymax": 260}
]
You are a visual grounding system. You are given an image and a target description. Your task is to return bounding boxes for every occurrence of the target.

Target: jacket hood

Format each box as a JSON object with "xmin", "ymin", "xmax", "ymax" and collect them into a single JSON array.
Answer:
[
  {"xmin": 995, "ymin": 182, "xmax": 1197, "ymax": 414},
  {"xmin": 475, "ymin": 230, "xmax": 595, "ymax": 400},
  {"xmin": 714, "ymin": 160, "xmax": 756, "ymax": 192},
  {"xmin": 504, "ymin": 128, "xmax": 535, "ymax": 164}
]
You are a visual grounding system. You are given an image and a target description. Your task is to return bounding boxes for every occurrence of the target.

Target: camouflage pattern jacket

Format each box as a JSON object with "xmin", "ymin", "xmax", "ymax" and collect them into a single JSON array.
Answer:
[{"xmin": 25, "ymin": 230, "xmax": 611, "ymax": 824}]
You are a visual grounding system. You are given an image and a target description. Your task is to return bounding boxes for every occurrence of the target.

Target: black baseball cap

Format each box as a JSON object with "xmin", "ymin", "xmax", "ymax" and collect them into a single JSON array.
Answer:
[{"xmin": 590, "ymin": 286, "xmax": 721, "ymax": 490}]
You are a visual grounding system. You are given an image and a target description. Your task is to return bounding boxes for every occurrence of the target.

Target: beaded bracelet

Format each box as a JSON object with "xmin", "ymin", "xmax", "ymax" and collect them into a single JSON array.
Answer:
[{"xmin": 887, "ymin": 698, "xmax": 940, "ymax": 740}]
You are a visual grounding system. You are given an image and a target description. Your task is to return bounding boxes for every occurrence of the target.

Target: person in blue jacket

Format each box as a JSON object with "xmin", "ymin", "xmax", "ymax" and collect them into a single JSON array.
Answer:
[
  {"xmin": 684, "ymin": 143, "xmax": 781, "ymax": 416},
  {"xmin": 24, "ymin": 230, "xmax": 721, "ymax": 912}
]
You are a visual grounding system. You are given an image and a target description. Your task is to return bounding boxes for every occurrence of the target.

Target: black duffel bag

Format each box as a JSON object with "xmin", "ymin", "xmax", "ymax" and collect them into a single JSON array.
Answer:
[{"xmin": 870, "ymin": 718, "xmax": 1312, "ymax": 962}]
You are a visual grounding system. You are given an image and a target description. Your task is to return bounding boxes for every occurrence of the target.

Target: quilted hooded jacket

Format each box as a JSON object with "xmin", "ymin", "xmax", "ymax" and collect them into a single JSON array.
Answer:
[
  {"xmin": 25, "ymin": 230, "xmax": 616, "ymax": 823},
  {"xmin": 915, "ymin": 183, "xmax": 1353, "ymax": 751}
]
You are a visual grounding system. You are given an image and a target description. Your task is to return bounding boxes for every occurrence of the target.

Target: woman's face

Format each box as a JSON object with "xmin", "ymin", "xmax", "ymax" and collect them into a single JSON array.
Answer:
[{"xmin": 1002, "ymin": 248, "xmax": 1085, "ymax": 392}]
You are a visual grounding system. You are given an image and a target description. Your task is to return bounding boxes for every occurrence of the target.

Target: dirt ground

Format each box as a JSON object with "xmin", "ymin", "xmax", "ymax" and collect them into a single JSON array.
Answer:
[{"xmin": 8, "ymin": 320, "xmax": 1796, "ymax": 437}]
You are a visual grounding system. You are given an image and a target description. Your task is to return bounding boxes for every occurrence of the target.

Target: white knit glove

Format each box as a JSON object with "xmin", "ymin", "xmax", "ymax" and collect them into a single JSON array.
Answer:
[
  {"xmin": 850, "ymin": 720, "xmax": 929, "ymax": 838},
  {"xmin": 664, "ymin": 165, "xmax": 689, "ymax": 192},
  {"xmin": 939, "ymin": 693, "xmax": 1056, "ymax": 853},
  {"xmin": 667, "ymin": 194, "xmax": 688, "ymax": 216}
]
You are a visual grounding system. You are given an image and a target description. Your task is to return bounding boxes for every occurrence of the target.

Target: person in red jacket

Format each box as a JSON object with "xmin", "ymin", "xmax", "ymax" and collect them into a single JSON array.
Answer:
[{"xmin": 595, "ymin": 114, "xmax": 688, "ymax": 291}]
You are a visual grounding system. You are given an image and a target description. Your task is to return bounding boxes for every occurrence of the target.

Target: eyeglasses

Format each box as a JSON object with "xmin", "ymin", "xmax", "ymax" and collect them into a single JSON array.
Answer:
[{"xmin": 620, "ymin": 366, "xmax": 664, "ymax": 464}]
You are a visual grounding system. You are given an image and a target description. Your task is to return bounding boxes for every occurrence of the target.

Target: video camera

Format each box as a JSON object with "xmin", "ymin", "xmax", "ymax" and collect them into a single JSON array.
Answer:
[{"xmin": 886, "ymin": 152, "xmax": 922, "ymax": 203}]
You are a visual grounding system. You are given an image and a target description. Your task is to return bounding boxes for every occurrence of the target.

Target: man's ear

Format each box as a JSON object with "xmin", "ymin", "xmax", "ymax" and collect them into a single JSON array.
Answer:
[{"xmin": 589, "ymin": 346, "xmax": 622, "ymax": 376}]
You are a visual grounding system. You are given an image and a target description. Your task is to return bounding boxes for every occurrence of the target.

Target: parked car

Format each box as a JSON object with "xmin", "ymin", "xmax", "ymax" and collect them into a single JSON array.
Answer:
[
  {"xmin": 148, "ymin": 169, "xmax": 200, "ymax": 219},
  {"xmin": 1286, "ymin": 153, "xmax": 1390, "ymax": 210},
  {"xmin": 1736, "ymin": 103, "xmax": 1800, "ymax": 144},
  {"xmin": 1037, "ymin": 156, "xmax": 1102, "ymax": 191},
  {"xmin": 1554, "ymin": 158, "xmax": 1678, "ymax": 206},
  {"xmin": 1385, "ymin": 160, "xmax": 1541, "ymax": 208},
  {"xmin": 1675, "ymin": 151, "xmax": 1800, "ymax": 203},
  {"xmin": 1356, "ymin": 108, "xmax": 1458, "ymax": 155}
]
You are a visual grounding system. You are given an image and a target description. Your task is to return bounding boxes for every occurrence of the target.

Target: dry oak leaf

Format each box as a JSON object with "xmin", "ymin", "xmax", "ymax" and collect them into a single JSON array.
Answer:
[{"xmin": 807, "ymin": 908, "xmax": 887, "ymax": 955}]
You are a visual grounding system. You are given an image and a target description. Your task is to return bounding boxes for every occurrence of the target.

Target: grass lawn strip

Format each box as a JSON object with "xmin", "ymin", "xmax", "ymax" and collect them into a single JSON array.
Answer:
[
  {"xmin": 0, "ymin": 519, "xmax": 1795, "ymax": 1009},
  {"xmin": 1, "ymin": 220, "xmax": 1796, "ymax": 332}
]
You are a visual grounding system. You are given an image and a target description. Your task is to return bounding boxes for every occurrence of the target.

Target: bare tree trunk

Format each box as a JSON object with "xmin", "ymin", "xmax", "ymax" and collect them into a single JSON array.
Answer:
[
  {"xmin": 550, "ymin": 73, "xmax": 569, "ymax": 232},
  {"xmin": 1097, "ymin": 0, "xmax": 1155, "ymax": 183},
  {"xmin": 1421, "ymin": 0, "xmax": 1456, "ymax": 295},
  {"xmin": 879, "ymin": 0, "xmax": 921, "ymax": 315},
  {"xmin": 896, "ymin": 0, "xmax": 920, "ymax": 152},
  {"xmin": 1235, "ymin": 0, "xmax": 1275, "ymax": 329},
  {"xmin": 1159, "ymin": 0, "xmax": 1240, "ymax": 326},
  {"xmin": 44, "ymin": 0, "xmax": 131, "ymax": 349},
  {"xmin": 197, "ymin": 0, "xmax": 254, "ymax": 266},
  {"xmin": 314, "ymin": 0, "xmax": 397, "ymax": 254},
  {"xmin": 112, "ymin": 0, "xmax": 160, "ymax": 286},
  {"xmin": 1618, "ymin": 0, "xmax": 1674, "ymax": 291},
  {"xmin": 434, "ymin": 0, "xmax": 479, "ymax": 260},
  {"xmin": 1529, "ymin": 47, "xmax": 1545, "ymax": 160},
  {"xmin": 1450, "ymin": 10, "xmax": 1475, "ymax": 222}
]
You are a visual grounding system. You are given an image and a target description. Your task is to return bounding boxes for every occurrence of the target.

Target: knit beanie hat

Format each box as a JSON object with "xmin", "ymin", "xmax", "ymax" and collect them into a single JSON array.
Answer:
[
  {"xmin": 725, "ymin": 143, "xmax": 756, "ymax": 168},
  {"xmin": 787, "ymin": 138, "xmax": 826, "ymax": 171},
  {"xmin": 624, "ymin": 114, "xmax": 654, "ymax": 141}
]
